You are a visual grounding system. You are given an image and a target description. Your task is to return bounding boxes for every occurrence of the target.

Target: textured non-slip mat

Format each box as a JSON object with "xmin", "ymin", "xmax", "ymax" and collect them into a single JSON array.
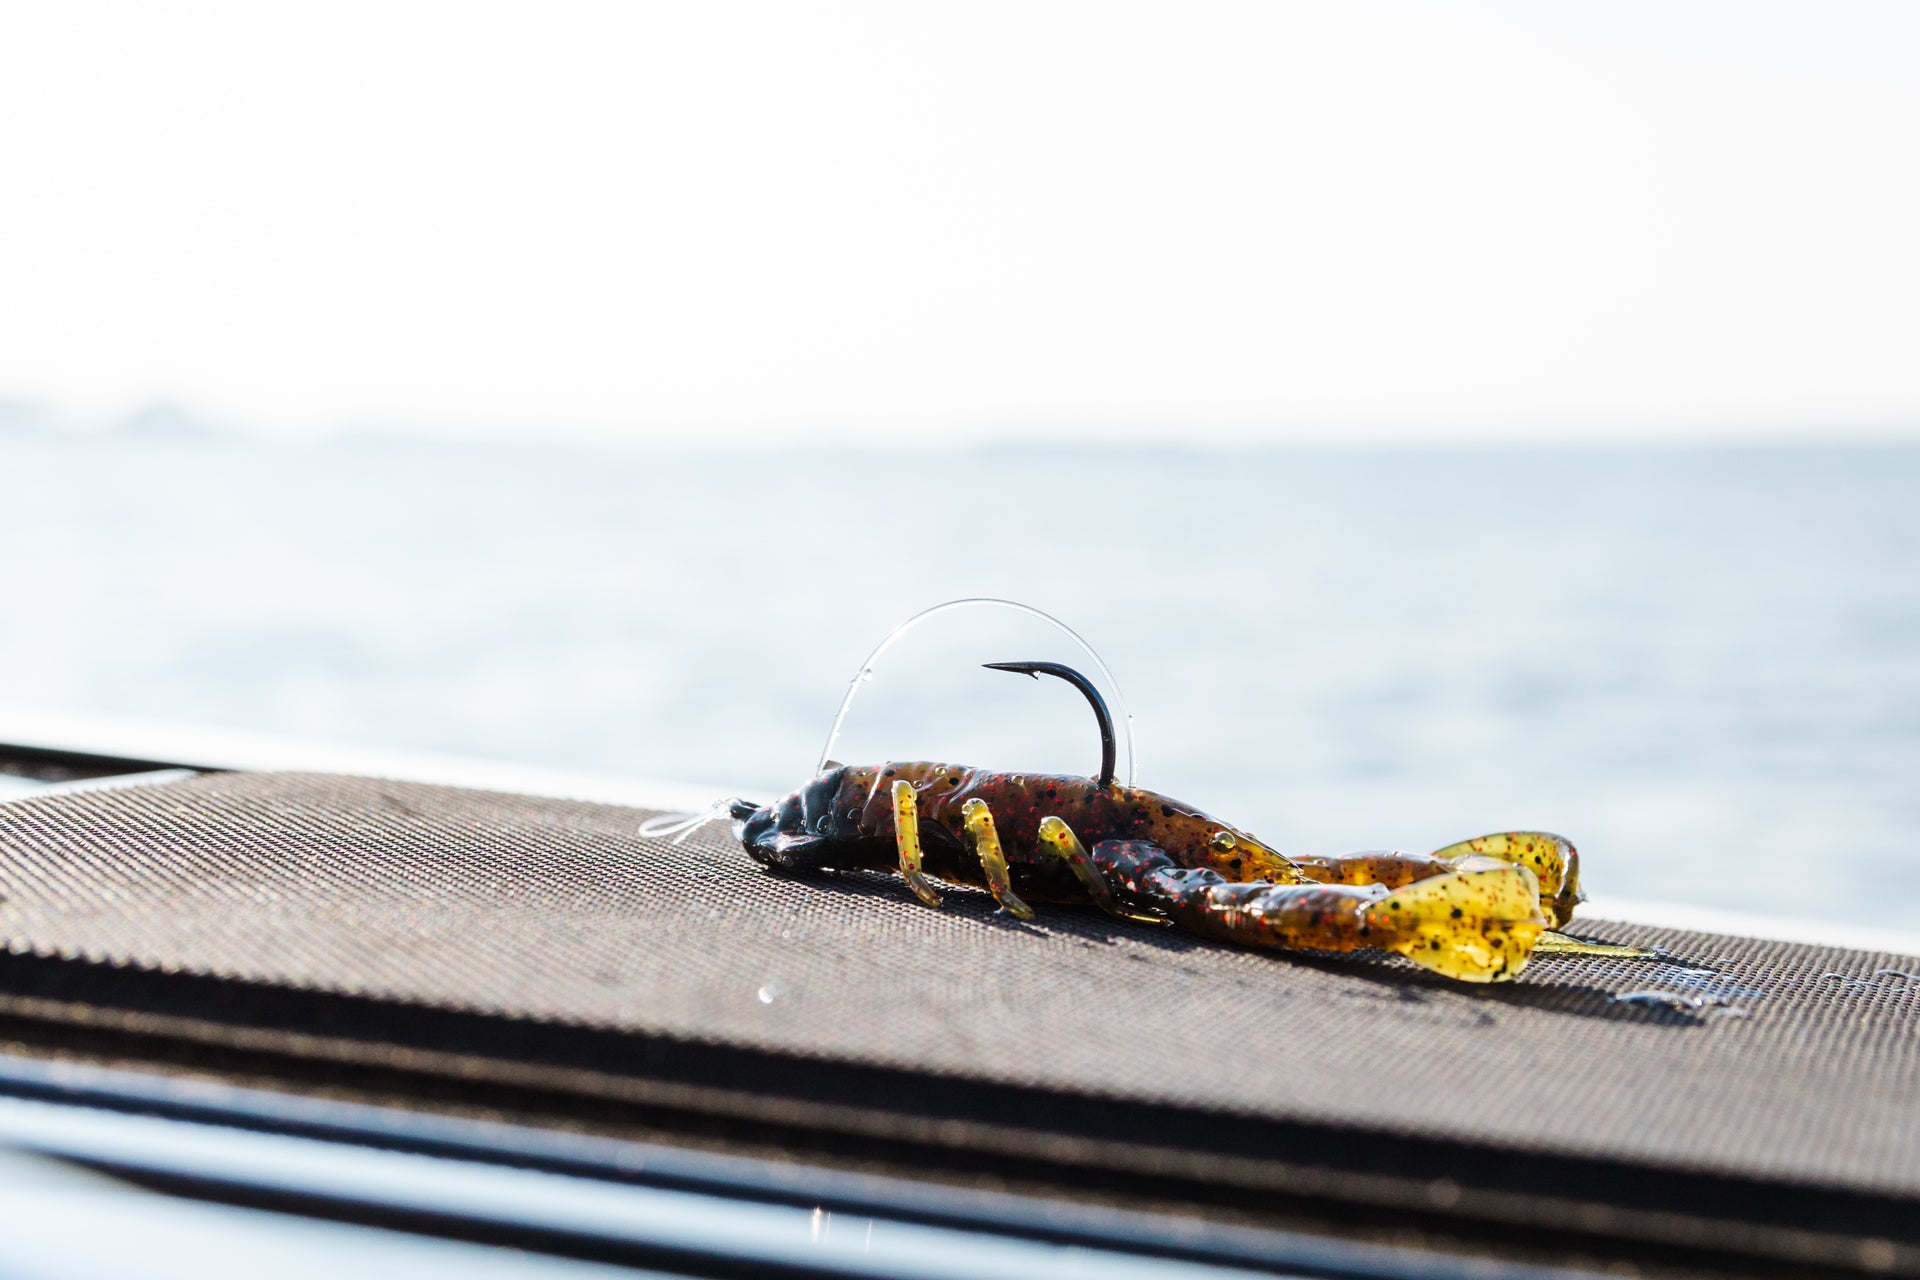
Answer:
[{"xmin": 0, "ymin": 770, "xmax": 1915, "ymax": 1207}]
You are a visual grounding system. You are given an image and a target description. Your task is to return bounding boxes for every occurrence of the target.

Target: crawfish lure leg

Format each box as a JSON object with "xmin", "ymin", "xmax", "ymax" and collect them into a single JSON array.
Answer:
[
  {"xmin": 890, "ymin": 780, "xmax": 944, "ymax": 908},
  {"xmin": 1035, "ymin": 816, "xmax": 1166, "ymax": 925},
  {"xmin": 1091, "ymin": 839, "xmax": 1549, "ymax": 983},
  {"xmin": 959, "ymin": 799, "xmax": 1035, "ymax": 920}
]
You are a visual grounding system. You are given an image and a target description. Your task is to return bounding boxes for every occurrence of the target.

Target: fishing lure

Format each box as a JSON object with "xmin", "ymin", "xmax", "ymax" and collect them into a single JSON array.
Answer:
[{"xmin": 725, "ymin": 662, "xmax": 1631, "ymax": 984}]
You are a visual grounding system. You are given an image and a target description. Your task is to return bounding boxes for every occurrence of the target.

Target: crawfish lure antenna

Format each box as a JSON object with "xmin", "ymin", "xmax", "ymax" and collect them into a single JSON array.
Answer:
[{"xmin": 983, "ymin": 660, "xmax": 1116, "ymax": 788}]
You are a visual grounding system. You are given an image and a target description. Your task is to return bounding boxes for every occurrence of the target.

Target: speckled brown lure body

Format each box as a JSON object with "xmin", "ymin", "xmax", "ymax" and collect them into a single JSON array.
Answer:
[
  {"xmin": 808, "ymin": 762, "xmax": 1298, "ymax": 896},
  {"xmin": 732, "ymin": 760, "xmax": 1592, "ymax": 983}
]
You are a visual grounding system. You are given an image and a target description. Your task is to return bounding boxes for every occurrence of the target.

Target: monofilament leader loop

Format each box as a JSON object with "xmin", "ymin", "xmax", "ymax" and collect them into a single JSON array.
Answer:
[{"xmin": 814, "ymin": 598, "xmax": 1137, "ymax": 787}]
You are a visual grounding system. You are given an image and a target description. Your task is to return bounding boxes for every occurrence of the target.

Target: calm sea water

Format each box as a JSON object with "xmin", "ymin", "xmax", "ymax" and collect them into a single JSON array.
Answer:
[{"xmin": 5, "ymin": 431, "xmax": 1917, "ymax": 928}]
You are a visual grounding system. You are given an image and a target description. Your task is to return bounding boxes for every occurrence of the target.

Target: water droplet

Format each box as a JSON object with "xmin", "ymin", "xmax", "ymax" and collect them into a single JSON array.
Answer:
[
  {"xmin": 757, "ymin": 981, "xmax": 788, "ymax": 1004},
  {"xmin": 1612, "ymin": 989, "xmax": 1738, "ymax": 1012},
  {"xmin": 1209, "ymin": 831, "xmax": 1237, "ymax": 853},
  {"xmin": 1647, "ymin": 965, "xmax": 1766, "ymax": 999}
]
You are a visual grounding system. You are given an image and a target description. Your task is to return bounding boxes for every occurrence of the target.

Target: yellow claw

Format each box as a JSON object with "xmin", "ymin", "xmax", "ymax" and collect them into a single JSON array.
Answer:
[
  {"xmin": 1368, "ymin": 866, "xmax": 1548, "ymax": 983},
  {"xmin": 1430, "ymin": 832, "xmax": 1581, "ymax": 928},
  {"xmin": 960, "ymin": 798, "xmax": 1034, "ymax": 920},
  {"xmin": 890, "ymin": 779, "xmax": 943, "ymax": 908}
]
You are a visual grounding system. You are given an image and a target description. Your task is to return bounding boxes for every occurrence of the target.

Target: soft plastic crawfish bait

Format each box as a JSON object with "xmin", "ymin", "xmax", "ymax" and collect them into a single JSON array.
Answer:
[{"xmin": 728, "ymin": 662, "xmax": 1631, "ymax": 983}]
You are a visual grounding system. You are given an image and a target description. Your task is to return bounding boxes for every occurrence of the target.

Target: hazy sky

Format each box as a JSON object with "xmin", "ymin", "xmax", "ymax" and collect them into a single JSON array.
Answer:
[{"xmin": 2, "ymin": 1, "xmax": 1916, "ymax": 444}]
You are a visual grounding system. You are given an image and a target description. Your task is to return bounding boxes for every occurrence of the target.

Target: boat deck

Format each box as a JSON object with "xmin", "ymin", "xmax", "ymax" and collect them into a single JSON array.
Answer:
[{"xmin": 0, "ymin": 762, "xmax": 1914, "ymax": 1277}]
